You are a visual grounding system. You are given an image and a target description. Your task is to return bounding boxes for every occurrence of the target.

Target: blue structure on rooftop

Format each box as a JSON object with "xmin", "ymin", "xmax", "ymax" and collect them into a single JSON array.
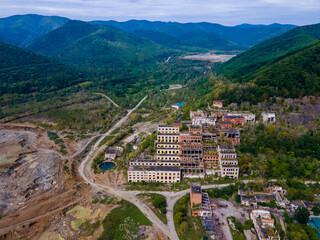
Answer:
[{"xmin": 172, "ymin": 102, "xmax": 186, "ymax": 109}]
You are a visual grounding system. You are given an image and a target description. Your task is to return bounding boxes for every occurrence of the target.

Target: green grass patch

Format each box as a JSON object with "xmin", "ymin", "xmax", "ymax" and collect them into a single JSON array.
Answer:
[
  {"xmin": 204, "ymin": 182, "xmax": 244, "ymax": 200},
  {"xmin": 47, "ymin": 131, "xmax": 59, "ymax": 141},
  {"xmin": 173, "ymin": 194, "xmax": 207, "ymax": 240},
  {"xmin": 92, "ymin": 195, "xmax": 116, "ymax": 204},
  {"xmin": 227, "ymin": 217, "xmax": 246, "ymax": 240},
  {"xmin": 98, "ymin": 200, "xmax": 152, "ymax": 240},
  {"xmin": 137, "ymin": 193, "xmax": 167, "ymax": 224},
  {"xmin": 80, "ymin": 220, "xmax": 101, "ymax": 236},
  {"xmin": 98, "ymin": 135, "xmax": 114, "ymax": 147},
  {"xmin": 91, "ymin": 149, "xmax": 106, "ymax": 174}
]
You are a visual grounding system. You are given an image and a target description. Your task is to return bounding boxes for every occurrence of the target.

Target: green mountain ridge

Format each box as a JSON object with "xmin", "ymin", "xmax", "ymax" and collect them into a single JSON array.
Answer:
[
  {"xmin": 175, "ymin": 30, "xmax": 245, "ymax": 50},
  {"xmin": 211, "ymin": 23, "xmax": 320, "ymax": 103},
  {"xmin": 27, "ymin": 20, "xmax": 174, "ymax": 69},
  {"xmin": 0, "ymin": 42, "xmax": 86, "ymax": 119},
  {"xmin": 0, "ymin": 14, "xmax": 296, "ymax": 52},
  {"xmin": 91, "ymin": 20, "xmax": 295, "ymax": 50},
  {"xmin": 217, "ymin": 23, "xmax": 320, "ymax": 81},
  {"xmin": 252, "ymin": 40, "xmax": 320, "ymax": 98},
  {"xmin": 0, "ymin": 14, "xmax": 70, "ymax": 47},
  {"xmin": 0, "ymin": 42, "xmax": 84, "ymax": 95}
]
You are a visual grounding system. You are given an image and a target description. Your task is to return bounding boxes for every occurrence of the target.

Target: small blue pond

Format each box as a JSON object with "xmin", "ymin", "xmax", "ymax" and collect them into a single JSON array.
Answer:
[
  {"xmin": 309, "ymin": 217, "xmax": 320, "ymax": 239},
  {"xmin": 99, "ymin": 162, "xmax": 115, "ymax": 171}
]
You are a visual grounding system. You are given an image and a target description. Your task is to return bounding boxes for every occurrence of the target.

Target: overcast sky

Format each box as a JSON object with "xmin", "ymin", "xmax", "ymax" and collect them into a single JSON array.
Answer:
[{"xmin": 1, "ymin": 0, "xmax": 320, "ymax": 26}]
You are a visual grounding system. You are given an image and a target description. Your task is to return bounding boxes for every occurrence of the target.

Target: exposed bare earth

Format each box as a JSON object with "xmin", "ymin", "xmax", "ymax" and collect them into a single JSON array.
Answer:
[
  {"xmin": 0, "ymin": 125, "xmax": 63, "ymax": 216},
  {"xmin": 0, "ymin": 124, "xmax": 90, "ymax": 239},
  {"xmin": 181, "ymin": 53, "xmax": 237, "ymax": 62},
  {"xmin": 1, "ymin": 95, "xmax": 267, "ymax": 240}
]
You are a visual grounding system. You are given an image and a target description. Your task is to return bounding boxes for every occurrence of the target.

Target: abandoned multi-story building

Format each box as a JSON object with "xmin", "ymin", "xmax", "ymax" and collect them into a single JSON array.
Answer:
[
  {"xmin": 128, "ymin": 165, "xmax": 181, "ymax": 183},
  {"xmin": 261, "ymin": 112, "xmax": 276, "ymax": 123},
  {"xmin": 128, "ymin": 109, "xmax": 249, "ymax": 183}
]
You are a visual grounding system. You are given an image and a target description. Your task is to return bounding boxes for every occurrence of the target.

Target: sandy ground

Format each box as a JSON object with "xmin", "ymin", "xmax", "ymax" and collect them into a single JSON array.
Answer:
[
  {"xmin": 181, "ymin": 53, "xmax": 237, "ymax": 62},
  {"xmin": 0, "ymin": 124, "xmax": 90, "ymax": 239},
  {"xmin": 122, "ymin": 121, "xmax": 158, "ymax": 145}
]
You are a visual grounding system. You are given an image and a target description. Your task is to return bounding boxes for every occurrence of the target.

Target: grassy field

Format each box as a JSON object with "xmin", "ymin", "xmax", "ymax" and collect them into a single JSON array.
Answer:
[
  {"xmin": 137, "ymin": 193, "xmax": 167, "ymax": 224},
  {"xmin": 126, "ymin": 178, "xmax": 238, "ymax": 192},
  {"xmin": 98, "ymin": 200, "xmax": 152, "ymax": 240},
  {"xmin": 173, "ymin": 194, "xmax": 207, "ymax": 240},
  {"xmin": 227, "ymin": 216, "xmax": 246, "ymax": 240}
]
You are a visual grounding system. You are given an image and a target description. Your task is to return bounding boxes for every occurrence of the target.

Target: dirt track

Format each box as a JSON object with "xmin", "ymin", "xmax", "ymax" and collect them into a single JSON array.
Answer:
[{"xmin": 0, "ymin": 124, "xmax": 91, "ymax": 238}]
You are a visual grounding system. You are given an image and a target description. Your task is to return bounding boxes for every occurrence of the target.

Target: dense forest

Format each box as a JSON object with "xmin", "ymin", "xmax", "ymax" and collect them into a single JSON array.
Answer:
[
  {"xmin": 93, "ymin": 20, "xmax": 295, "ymax": 50},
  {"xmin": 212, "ymin": 24, "xmax": 320, "ymax": 103},
  {"xmin": 0, "ymin": 42, "xmax": 88, "ymax": 119},
  {"xmin": 0, "ymin": 37, "xmax": 215, "ymax": 121},
  {"xmin": 0, "ymin": 14, "xmax": 69, "ymax": 47},
  {"xmin": 27, "ymin": 20, "xmax": 174, "ymax": 69},
  {"xmin": 238, "ymin": 123, "xmax": 320, "ymax": 181},
  {"xmin": 217, "ymin": 23, "xmax": 320, "ymax": 80}
]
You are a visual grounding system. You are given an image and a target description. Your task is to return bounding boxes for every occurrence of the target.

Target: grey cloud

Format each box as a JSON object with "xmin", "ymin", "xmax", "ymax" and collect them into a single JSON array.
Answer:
[{"xmin": 1, "ymin": 0, "xmax": 320, "ymax": 25}]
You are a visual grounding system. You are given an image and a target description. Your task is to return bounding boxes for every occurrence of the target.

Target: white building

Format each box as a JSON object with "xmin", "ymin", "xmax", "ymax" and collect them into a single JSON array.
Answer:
[
  {"xmin": 128, "ymin": 165, "xmax": 181, "ymax": 183},
  {"xmin": 192, "ymin": 117, "xmax": 216, "ymax": 126},
  {"xmin": 261, "ymin": 113, "xmax": 276, "ymax": 123},
  {"xmin": 158, "ymin": 125, "xmax": 180, "ymax": 134}
]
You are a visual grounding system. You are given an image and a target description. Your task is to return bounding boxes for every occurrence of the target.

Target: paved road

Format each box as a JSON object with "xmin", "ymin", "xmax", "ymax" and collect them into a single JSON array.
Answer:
[
  {"xmin": 77, "ymin": 95, "xmax": 252, "ymax": 240},
  {"xmin": 95, "ymin": 93, "xmax": 119, "ymax": 108},
  {"xmin": 130, "ymin": 182, "xmax": 250, "ymax": 238},
  {"xmin": 78, "ymin": 95, "xmax": 183, "ymax": 239}
]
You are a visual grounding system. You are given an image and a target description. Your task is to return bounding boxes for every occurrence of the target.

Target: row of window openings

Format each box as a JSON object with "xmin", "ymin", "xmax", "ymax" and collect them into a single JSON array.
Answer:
[
  {"xmin": 129, "ymin": 176, "xmax": 176, "ymax": 180},
  {"xmin": 131, "ymin": 163, "xmax": 178, "ymax": 166},
  {"xmin": 131, "ymin": 172, "xmax": 178, "ymax": 175},
  {"xmin": 221, "ymin": 154, "xmax": 237, "ymax": 158}
]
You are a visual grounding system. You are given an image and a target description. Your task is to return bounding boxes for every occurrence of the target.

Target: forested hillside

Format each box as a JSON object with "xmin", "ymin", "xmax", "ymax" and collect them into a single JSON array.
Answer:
[
  {"xmin": 175, "ymin": 30, "xmax": 244, "ymax": 50},
  {"xmin": 0, "ymin": 42, "xmax": 86, "ymax": 119},
  {"xmin": 210, "ymin": 23, "xmax": 320, "ymax": 103},
  {"xmin": 132, "ymin": 30, "xmax": 182, "ymax": 48},
  {"xmin": 0, "ymin": 14, "xmax": 70, "ymax": 47},
  {"xmin": 252, "ymin": 41, "xmax": 320, "ymax": 98},
  {"xmin": 27, "ymin": 20, "xmax": 174, "ymax": 70},
  {"xmin": 0, "ymin": 14, "xmax": 295, "ymax": 52},
  {"xmin": 217, "ymin": 23, "xmax": 320, "ymax": 80},
  {"xmin": 92, "ymin": 20, "xmax": 295, "ymax": 50}
]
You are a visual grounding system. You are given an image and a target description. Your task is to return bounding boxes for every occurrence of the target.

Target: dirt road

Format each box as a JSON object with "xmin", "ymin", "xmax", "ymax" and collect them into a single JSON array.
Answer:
[
  {"xmin": 79, "ymin": 95, "xmax": 148, "ymax": 185},
  {"xmin": 95, "ymin": 93, "xmax": 119, "ymax": 108},
  {"xmin": 77, "ymin": 94, "xmax": 252, "ymax": 240},
  {"xmin": 78, "ymin": 95, "xmax": 182, "ymax": 240}
]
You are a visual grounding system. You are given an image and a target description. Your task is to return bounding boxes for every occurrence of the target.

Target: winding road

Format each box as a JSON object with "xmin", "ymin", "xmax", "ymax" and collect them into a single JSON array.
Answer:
[
  {"xmin": 95, "ymin": 93, "xmax": 119, "ymax": 108},
  {"xmin": 77, "ymin": 94, "xmax": 250, "ymax": 240}
]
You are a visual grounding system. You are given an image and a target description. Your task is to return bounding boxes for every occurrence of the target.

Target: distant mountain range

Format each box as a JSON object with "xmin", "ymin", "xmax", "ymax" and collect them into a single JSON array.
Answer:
[
  {"xmin": 92, "ymin": 20, "xmax": 295, "ymax": 50},
  {"xmin": 0, "ymin": 14, "xmax": 69, "ymax": 47},
  {"xmin": 27, "ymin": 20, "xmax": 174, "ymax": 69},
  {"xmin": 0, "ymin": 14, "xmax": 296, "ymax": 51}
]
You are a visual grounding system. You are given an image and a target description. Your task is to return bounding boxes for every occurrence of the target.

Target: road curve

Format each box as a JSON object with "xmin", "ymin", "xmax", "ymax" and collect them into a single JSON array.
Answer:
[
  {"xmin": 76, "ymin": 95, "xmax": 183, "ymax": 238},
  {"xmin": 79, "ymin": 95, "xmax": 148, "ymax": 184},
  {"xmin": 78, "ymin": 94, "xmax": 249, "ymax": 240},
  {"xmin": 95, "ymin": 93, "xmax": 119, "ymax": 108}
]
